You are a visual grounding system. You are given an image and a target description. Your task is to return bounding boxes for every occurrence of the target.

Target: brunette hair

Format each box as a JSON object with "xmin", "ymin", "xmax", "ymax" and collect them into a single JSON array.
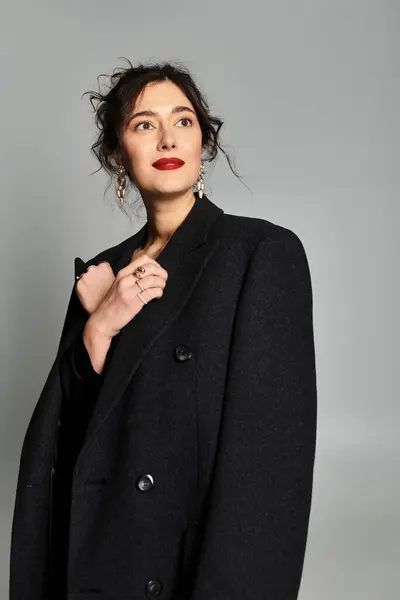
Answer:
[{"xmin": 82, "ymin": 58, "xmax": 246, "ymax": 217}]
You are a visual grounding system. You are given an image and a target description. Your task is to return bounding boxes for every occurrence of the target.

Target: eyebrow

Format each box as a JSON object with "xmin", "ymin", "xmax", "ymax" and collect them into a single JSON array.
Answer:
[{"xmin": 127, "ymin": 105, "xmax": 196, "ymax": 124}]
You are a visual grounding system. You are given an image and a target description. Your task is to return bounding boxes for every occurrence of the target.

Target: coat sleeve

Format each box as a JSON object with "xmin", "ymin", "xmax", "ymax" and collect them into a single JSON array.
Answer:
[
  {"xmin": 56, "ymin": 333, "xmax": 104, "ymax": 476},
  {"xmin": 56, "ymin": 259, "xmax": 104, "ymax": 439},
  {"xmin": 64, "ymin": 331, "xmax": 104, "ymax": 382},
  {"xmin": 54, "ymin": 257, "xmax": 90, "ymax": 360},
  {"xmin": 189, "ymin": 229, "xmax": 317, "ymax": 600},
  {"xmin": 52, "ymin": 260, "xmax": 104, "ymax": 447}
]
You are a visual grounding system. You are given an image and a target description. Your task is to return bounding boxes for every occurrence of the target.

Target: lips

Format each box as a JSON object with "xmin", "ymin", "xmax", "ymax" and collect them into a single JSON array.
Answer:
[{"xmin": 152, "ymin": 157, "xmax": 185, "ymax": 170}]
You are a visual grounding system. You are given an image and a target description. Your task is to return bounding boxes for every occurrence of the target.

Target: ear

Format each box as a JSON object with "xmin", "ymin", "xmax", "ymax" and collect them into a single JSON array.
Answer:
[
  {"xmin": 112, "ymin": 148, "xmax": 124, "ymax": 167},
  {"xmin": 113, "ymin": 148, "xmax": 131, "ymax": 178}
]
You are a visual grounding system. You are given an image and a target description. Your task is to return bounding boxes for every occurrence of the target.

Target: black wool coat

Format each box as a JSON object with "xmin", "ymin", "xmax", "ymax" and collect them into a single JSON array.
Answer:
[{"xmin": 9, "ymin": 193, "xmax": 317, "ymax": 600}]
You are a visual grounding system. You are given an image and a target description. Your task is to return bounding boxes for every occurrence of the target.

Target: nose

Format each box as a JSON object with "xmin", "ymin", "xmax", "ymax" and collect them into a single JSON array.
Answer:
[{"xmin": 157, "ymin": 124, "xmax": 177, "ymax": 151}]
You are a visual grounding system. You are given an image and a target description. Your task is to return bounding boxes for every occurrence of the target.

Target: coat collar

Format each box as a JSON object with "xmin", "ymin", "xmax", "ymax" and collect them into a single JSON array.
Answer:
[
  {"xmin": 74, "ymin": 192, "xmax": 224, "ymax": 475},
  {"xmin": 110, "ymin": 191, "xmax": 223, "ymax": 275}
]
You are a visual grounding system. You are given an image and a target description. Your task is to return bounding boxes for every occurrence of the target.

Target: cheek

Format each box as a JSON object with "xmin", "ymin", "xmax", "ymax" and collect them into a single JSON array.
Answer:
[
  {"xmin": 192, "ymin": 130, "xmax": 203, "ymax": 156},
  {"xmin": 129, "ymin": 145, "xmax": 153, "ymax": 174},
  {"xmin": 183, "ymin": 134, "xmax": 202, "ymax": 161}
]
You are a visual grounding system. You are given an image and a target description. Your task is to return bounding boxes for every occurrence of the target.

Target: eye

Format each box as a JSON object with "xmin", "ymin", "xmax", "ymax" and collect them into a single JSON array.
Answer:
[
  {"xmin": 177, "ymin": 117, "xmax": 193, "ymax": 127},
  {"xmin": 135, "ymin": 121, "xmax": 154, "ymax": 131}
]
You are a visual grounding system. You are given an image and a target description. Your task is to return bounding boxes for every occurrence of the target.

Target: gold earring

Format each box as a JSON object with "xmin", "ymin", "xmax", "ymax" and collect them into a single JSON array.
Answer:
[
  {"xmin": 196, "ymin": 160, "xmax": 205, "ymax": 198},
  {"xmin": 116, "ymin": 164, "xmax": 127, "ymax": 207}
]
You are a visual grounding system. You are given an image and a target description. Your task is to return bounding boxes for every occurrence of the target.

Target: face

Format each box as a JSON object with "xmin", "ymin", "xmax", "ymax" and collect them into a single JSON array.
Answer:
[{"xmin": 118, "ymin": 80, "xmax": 203, "ymax": 197}]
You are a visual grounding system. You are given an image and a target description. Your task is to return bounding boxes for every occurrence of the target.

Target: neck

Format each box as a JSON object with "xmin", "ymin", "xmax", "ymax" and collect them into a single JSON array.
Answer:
[{"xmin": 140, "ymin": 189, "xmax": 197, "ymax": 254}]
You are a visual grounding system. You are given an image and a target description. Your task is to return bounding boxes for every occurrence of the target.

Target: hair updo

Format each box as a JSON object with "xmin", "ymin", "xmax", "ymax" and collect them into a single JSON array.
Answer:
[{"xmin": 82, "ymin": 58, "xmax": 244, "ymax": 217}]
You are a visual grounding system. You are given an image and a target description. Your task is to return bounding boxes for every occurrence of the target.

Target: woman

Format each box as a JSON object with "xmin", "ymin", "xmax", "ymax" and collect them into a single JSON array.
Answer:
[{"xmin": 10, "ymin": 60, "xmax": 317, "ymax": 600}]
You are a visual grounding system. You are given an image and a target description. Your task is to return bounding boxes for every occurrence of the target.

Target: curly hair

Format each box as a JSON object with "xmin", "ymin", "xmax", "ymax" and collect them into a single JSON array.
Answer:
[{"xmin": 82, "ymin": 58, "xmax": 246, "ymax": 216}]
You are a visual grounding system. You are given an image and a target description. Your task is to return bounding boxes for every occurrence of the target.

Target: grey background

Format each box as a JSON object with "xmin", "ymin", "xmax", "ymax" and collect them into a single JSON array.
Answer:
[{"xmin": 1, "ymin": 1, "xmax": 398, "ymax": 597}]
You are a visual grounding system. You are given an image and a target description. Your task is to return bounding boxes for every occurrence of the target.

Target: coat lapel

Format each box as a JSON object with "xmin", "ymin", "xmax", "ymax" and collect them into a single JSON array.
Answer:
[{"xmin": 76, "ymin": 193, "xmax": 224, "ymax": 469}]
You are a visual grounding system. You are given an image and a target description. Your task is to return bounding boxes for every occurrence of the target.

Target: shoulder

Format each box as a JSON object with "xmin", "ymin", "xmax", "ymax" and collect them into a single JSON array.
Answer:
[
  {"xmin": 212, "ymin": 212, "xmax": 310, "ymax": 270},
  {"xmin": 214, "ymin": 214, "xmax": 314, "ymax": 310}
]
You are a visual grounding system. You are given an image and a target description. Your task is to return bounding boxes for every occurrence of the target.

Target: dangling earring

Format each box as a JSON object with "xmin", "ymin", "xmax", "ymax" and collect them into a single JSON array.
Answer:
[
  {"xmin": 116, "ymin": 164, "xmax": 127, "ymax": 207},
  {"xmin": 196, "ymin": 160, "xmax": 205, "ymax": 198}
]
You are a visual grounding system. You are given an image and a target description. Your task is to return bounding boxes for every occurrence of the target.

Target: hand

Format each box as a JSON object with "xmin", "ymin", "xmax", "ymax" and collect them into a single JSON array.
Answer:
[
  {"xmin": 87, "ymin": 254, "xmax": 168, "ymax": 339},
  {"xmin": 75, "ymin": 261, "xmax": 116, "ymax": 315}
]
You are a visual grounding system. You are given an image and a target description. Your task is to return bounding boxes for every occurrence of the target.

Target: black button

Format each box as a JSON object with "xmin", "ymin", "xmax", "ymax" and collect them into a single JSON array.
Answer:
[
  {"xmin": 174, "ymin": 344, "xmax": 193, "ymax": 362},
  {"xmin": 136, "ymin": 473, "xmax": 154, "ymax": 492},
  {"xmin": 146, "ymin": 579, "xmax": 163, "ymax": 597}
]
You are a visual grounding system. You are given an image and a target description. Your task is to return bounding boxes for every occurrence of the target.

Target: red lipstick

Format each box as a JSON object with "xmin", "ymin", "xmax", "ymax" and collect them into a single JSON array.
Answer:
[{"xmin": 152, "ymin": 157, "xmax": 185, "ymax": 170}]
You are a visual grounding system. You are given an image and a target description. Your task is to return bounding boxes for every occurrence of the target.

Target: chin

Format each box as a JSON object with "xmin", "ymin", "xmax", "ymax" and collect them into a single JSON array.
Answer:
[
  {"xmin": 158, "ymin": 187, "xmax": 192, "ymax": 197},
  {"xmin": 148, "ymin": 181, "xmax": 195, "ymax": 196}
]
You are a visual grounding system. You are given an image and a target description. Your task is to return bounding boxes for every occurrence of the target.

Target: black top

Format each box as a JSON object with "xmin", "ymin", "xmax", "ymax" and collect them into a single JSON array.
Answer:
[{"xmin": 47, "ymin": 333, "xmax": 104, "ymax": 596}]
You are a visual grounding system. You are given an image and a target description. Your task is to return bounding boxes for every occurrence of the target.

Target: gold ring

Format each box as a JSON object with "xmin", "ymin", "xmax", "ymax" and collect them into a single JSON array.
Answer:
[
  {"xmin": 132, "ymin": 265, "xmax": 146, "ymax": 279},
  {"xmin": 137, "ymin": 291, "xmax": 148, "ymax": 305}
]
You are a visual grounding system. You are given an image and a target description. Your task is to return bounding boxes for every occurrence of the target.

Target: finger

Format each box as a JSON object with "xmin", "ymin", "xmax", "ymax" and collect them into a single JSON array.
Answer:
[
  {"xmin": 134, "ymin": 284, "xmax": 164, "ymax": 305},
  {"xmin": 87, "ymin": 261, "xmax": 110, "ymax": 271},
  {"xmin": 118, "ymin": 255, "xmax": 168, "ymax": 281},
  {"xmin": 118, "ymin": 274, "xmax": 164, "ymax": 305},
  {"xmin": 131, "ymin": 274, "xmax": 167, "ymax": 292}
]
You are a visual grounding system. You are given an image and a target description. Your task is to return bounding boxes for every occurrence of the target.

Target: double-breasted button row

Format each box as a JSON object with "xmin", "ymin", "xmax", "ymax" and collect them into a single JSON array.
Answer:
[
  {"xmin": 138, "ymin": 344, "xmax": 191, "ymax": 597},
  {"xmin": 134, "ymin": 478, "xmax": 162, "ymax": 595},
  {"xmin": 173, "ymin": 344, "xmax": 193, "ymax": 362},
  {"xmin": 136, "ymin": 473, "xmax": 154, "ymax": 492}
]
